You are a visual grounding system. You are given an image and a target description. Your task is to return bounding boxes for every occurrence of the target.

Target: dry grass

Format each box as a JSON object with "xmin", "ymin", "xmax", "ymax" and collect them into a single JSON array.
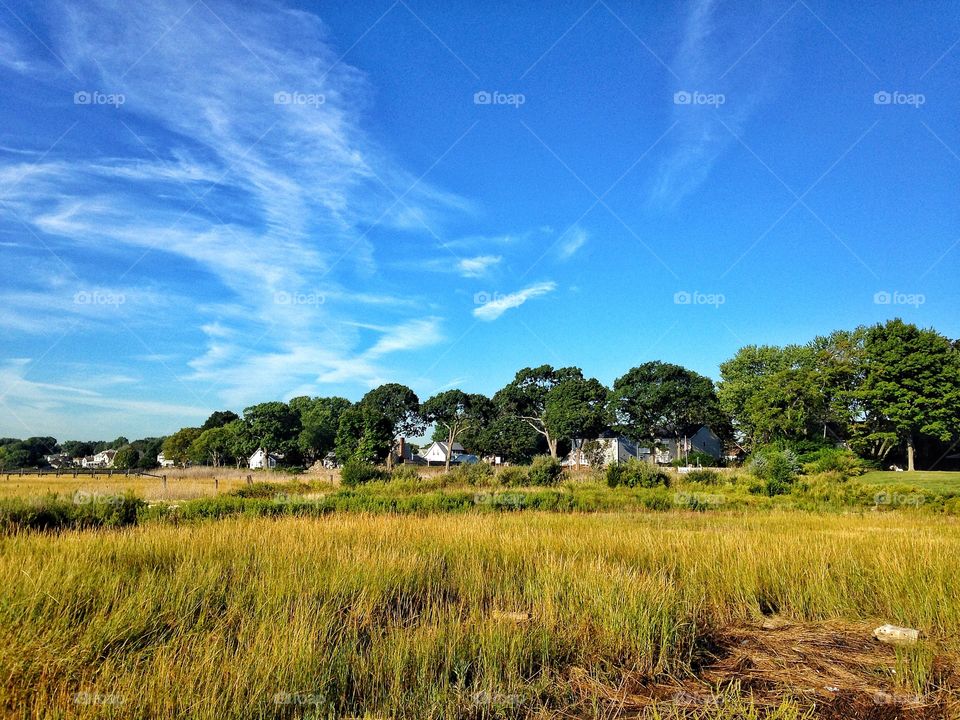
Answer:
[
  {"xmin": 0, "ymin": 466, "xmax": 340, "ymax": 502},
  {"xmin": 1, "ymin": 511, "xmax": 959, "ymax": 718}
]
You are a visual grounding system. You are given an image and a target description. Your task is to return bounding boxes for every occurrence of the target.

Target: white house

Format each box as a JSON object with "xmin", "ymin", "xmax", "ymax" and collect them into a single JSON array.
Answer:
[
  {"xmin": 419, "ymin": 441, "xmax": 478, "ymax": 466},
  {"xmin": 81, "ymin": 449, "xmax": 118, "ymax": 469},
  {"xmin": 565, "ymin": 426, "xmax": 724, "ymax": 467},
  {"xmin": 157, "ymin": 452, "xmax": 176, "ymax": 468},
  {"xmin": 564, "ymin": 436, "xmax": 649, "ymax": 468},
  {"xmin": 656, "ymin": 426, "xmax": 724, "ymax": 464},
  {"xmin": 248, "ymin": 448, "xmax": 281, "ymax": 470}
]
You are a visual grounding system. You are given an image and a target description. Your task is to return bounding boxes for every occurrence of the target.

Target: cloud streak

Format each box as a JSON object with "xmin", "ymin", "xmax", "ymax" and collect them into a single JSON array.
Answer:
[{"xmin": 473, "ymin": 281, "xmax": 557, "ymax": 321}]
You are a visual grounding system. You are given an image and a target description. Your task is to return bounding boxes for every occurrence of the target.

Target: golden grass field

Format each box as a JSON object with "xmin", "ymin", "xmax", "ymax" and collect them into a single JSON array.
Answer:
[
  {"xmin": 2, "ymin": 509, "xmax": 959, "ymax": 719},
  {"xmin": 0, "ymin": 466, "xmax": 341, "ymax": 502}
]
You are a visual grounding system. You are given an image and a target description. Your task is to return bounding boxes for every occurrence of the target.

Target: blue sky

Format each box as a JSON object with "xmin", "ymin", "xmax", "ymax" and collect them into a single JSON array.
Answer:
[{"xmin": 0, "ymin": 0, "xmax": 958, "ymax": 440}]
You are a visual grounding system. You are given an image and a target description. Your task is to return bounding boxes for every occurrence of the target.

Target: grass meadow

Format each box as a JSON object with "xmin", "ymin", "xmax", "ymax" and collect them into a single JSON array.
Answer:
[{"xmin": 2, "ymin": 508, "xmax": 960, "ymax": 718}]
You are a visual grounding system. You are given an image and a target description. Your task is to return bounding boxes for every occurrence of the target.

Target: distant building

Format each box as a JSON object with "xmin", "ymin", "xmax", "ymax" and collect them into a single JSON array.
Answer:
[
  {"xmin": 566, "ymin": 426, "xmax": 724, "ymax": 467},
  {"xmin": 157, "ymin": 452, "xmax": 176, "ymax": 468},
  {"xmin": 419, "ymin": 441, "xmax": 478, "ymax": 466},
  {"xmin": 249, "ymin": 448, "xmax": 281, "ymax": 470},
  {"xmin": 43, "ymin": 453, "xmax": 72, "ymax": 469},
  {"xmin": 81, "ymin": 449, "xmax": 118, "ymax": 469}
]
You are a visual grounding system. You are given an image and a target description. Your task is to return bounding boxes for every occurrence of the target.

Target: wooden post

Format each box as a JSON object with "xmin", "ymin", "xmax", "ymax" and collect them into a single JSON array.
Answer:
[
  {"xmin": 246, "ymin": 474, "xmax": 253, "ymax": 486},
  {"xmin": 214, "ymin": 476, "xmax": 219, "ymax": 490}
]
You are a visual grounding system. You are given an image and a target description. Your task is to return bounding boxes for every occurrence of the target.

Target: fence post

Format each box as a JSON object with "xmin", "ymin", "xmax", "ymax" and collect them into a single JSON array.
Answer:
[
  {"xmin": 214, "ymin": 476, "xmax": 219, "ymax": 490},
  {"xmin": 246, "ymin": 474, "xmax": 253, "ymax": 486}
]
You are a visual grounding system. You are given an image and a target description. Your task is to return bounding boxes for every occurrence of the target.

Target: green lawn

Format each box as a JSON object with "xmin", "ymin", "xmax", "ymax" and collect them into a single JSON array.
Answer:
[{"xmin": 859, "ymin": 470, "xmax": 960, "ymax": 494}]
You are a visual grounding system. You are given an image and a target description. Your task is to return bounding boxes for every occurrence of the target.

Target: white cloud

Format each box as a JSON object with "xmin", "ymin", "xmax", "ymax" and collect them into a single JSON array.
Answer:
[
  {"xmin": 473, "ymin": 281, "xmax": 557, "ymax": 321},
  {"xmin": 558, "ymin": 227, "xmax": 588, "ymax": 259},
  {"xmin": 457, "ymin": 254, "xmax": 501, "ymax": 277},
  {"xmin": 0, "ymin": 0, "xmax": 474, "ymax": 428}
]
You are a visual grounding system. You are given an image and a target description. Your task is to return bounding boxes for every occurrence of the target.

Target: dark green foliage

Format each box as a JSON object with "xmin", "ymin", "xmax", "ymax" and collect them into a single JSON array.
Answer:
[
  {"xmin": 606, "ymin": 459, "xmax": 671, "ymax": 489},
  {"xmin": 497, "ymin": 466, "xmax": 529, "ymax": 486},
  {"xmin": 527, "ymin": 455, "xmax": 563, "ymax": 486},
  {"xmin": 340, "ymin": 460, "xmax": 388, "ymax": 487},
  {"xmin": 685, "ymin": 468, "xmax": 721, "ymax": 485},
  {"xmin": 802, "ymin": 448, "xmax": 864, "ymax": 478},
  {"xmin": 452, "ymin": 462, "xmax": 495, "ymax": 486},
  {"xmin": 0, "ymin": 493, "xmax": 144, "ymax": 532}
]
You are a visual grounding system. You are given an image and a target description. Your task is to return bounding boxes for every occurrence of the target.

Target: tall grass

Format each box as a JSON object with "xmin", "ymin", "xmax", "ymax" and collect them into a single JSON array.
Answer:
[{"xmin": 1, "ymin": 511, "xmax": 958, "ymax": 718}]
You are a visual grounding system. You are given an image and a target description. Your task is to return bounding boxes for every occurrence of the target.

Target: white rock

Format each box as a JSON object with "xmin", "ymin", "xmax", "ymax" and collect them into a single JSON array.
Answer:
[{"xmin": 873, "ymin": 624, "xmax": 920, "ymax": 645}]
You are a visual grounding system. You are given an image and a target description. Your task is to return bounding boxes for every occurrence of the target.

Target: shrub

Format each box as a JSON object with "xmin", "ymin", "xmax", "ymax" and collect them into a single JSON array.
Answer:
[
  {"xmin": 453, "ymin": 461, "xmax": 495, "ymax": 486},
  {"xmin": 527, "ymin": 455, "xmax": 564, "ymax": 486},
  {"xmin": 748, "ymin": 447, "xmax": 800, "ymax": 496},
  {"xmin": 671, "ymin": 451, "xmax": 718, "ymax": 468},
  {"xmin": 497, "ymin": 466, "xmax": 529, "ymax": 487},
  {"xmin": 340, "ymin": 460, "xmax": 387, "ymax": 487},
  {"xmin": 685, "ymin": 468, "xmax": 721, "ymax": 485},
  {"xmin": 389, "ymin": 464, "xmax": 422, "ymax": 483},
  {"xmin": 607, "ymin": 458, "xmax": 671, "ymax": 489},
  {"xmin": 802, "ymin": 448, "xmax": 864, "ymax": 478}
]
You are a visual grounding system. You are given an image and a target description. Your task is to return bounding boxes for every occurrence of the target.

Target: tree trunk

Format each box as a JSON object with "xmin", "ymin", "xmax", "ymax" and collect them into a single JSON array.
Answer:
[
  {"xmin": 906, "ymin": 434, "xmax": 915, "ymax": 472},
  {"xmin": 547, "ymin": 434, "xmax": 558, "ymax": 458},
  {"xmin": 444, "ymin": 429, "xmax": 454, "ymax": 471}
]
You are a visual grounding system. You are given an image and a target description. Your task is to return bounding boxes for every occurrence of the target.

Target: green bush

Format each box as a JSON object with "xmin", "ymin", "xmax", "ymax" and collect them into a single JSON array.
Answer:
[
  {"xmin": 801, "ymin": 448, "xmax": 864, "ymax": 478},
  {"xmin": 340, "ymin": 460, "xmax": 387, "ymax": 487},
  {"xmin": 497, "ymin": 466, "xmax": 529, "ymax": 486},
  {"xmin": 389, "ymin": 464, "xmax": 422, "ymax": 483},
  {"xmin": 0, "ymin": 492, "xmax": 145, "ymax": 532},
  {"xmin": 453, "ymin": 461, "xmax": 495, "ymax": 486},
  {"xmin": 748, "ymin": 447, "xmax": 800, "ymax": 496},
  {"xmin": 606, "ymin": 458, "xmax": 671, "ymax": 489},
  {"xmin": 671, "ymin": 451, "xmax": 718, "ymax": 468},
  {"xmin": 527, "ymin": 455, "xmax": 564, "ymax": 486},
  {"xmin": 685, "ymin": 468, "xmax": 721, "ymax": 485}
]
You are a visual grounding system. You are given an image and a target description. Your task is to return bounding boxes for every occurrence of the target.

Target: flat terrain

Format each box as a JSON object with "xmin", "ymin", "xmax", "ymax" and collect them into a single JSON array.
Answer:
[
  {"xmin": 2, "ymin": 510, "xmax": 959, "ymax": 719},
  {"xmin": 859, "ymin": 470, "xmax": 960, "ymax": 495}
]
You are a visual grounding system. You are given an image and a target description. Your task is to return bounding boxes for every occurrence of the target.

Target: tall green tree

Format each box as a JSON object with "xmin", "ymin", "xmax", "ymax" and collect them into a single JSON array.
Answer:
[
  {"xmin": 201, "ymin": 410, "xmax": 239, "ymax": 431},
  {"xmin": 854, "ymin": 319, "xmax": 960, "ymax": 470},
  {"xmin": 359, "ymin": 384, "xmax": 424, "ymax": 467},
  {"xmin": 718, "ymin": 345, "xmax": 821, "ymax": 448},
  {"xmin": 297, "ymin": 397, "xmax": 351, "ymax": 463},
  {"xmin": 189, "ymin": 425, "xmax": 234, "ymax": 467},
  {"xmin": 422, "ymin": 391, "xmax": 493, "ymax": 469},
  {"xmin": 542, "ymin": 376, "xmax": 609, "ymax": 467},
  {"xmin": 242, "ymin": 401, "xmax": 301, "ymax": 465},
  {"xmin": 610, "ymin": 362, "xmax": 724, "ymax": 460},
  {"xmin": 496, "ymin": 365, "xmax": 595, "ymax": 457},
  {"xmin": 161, "ymin": 427, "xmax": 202, "ymax": 466}
]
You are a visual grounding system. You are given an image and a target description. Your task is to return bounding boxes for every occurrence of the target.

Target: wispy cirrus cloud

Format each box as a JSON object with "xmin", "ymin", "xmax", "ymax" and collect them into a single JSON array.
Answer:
[
  {"xmin": 0, "ymin": 0, "xmax": 472, "ymax": 418},
  {"xmin": 558, "ymin": 226, "xmax": 588, "ymax": 259},
  {"xmin": 473, "ymin": 281, "xmax": 557, "ymax": 321},
  {"xmin": 457, "ymin": 254, "xmax": 502, "ymax": 277},
  {"xmin": 649, "ymin": 0, "xmax": 791, "ymax": 206}
]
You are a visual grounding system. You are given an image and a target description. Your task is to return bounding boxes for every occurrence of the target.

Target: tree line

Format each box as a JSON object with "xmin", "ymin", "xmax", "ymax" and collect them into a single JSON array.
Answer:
[{"xmin": 2, "ymin": 319, "xmax": 958, "ymax": 472}]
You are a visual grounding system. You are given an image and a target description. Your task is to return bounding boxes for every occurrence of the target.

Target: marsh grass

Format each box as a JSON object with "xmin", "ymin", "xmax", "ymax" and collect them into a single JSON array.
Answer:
[{"xmin": 1, "ymin": 511, "xmax": 959, "ymax": 718}]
